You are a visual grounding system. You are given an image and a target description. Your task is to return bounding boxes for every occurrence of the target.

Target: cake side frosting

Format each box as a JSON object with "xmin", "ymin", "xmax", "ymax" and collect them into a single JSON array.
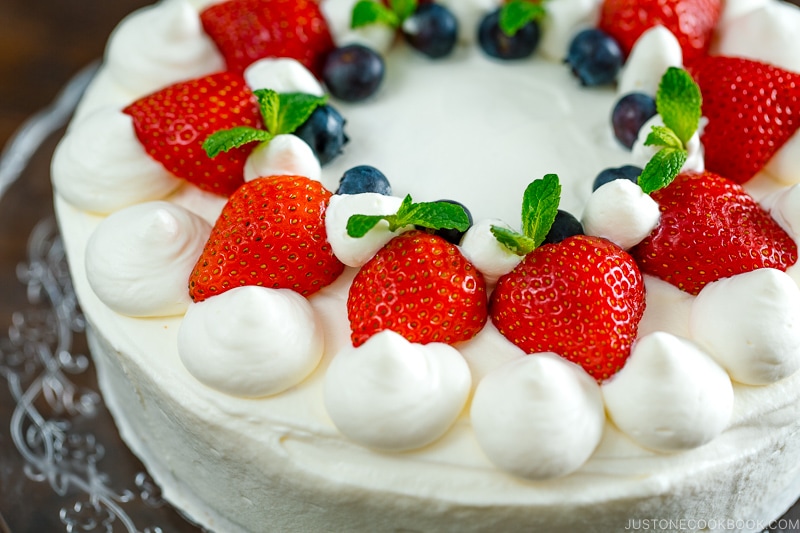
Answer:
[{"xmin": 51, "ymin": 0, "xmax": 800, "ymax": 530}]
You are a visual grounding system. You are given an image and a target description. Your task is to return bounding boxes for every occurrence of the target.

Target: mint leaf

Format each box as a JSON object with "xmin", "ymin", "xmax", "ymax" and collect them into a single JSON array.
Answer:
[
  {"xmin": 644, "ymin": 125, "xmax": 683, "ymax": 150},
  {"xmin": 345, "ymin": 195, "xmax": 470, "ymax": 238},
  {"xmin": 277, "ymin": 93, "xmax": 328, "ymax": 134},
  {"xmin": 499, "ymin": 0, "xmax": 547, "ymax": 37},
  {"xmin": 521, "ymin": 174, "xmax": 561, "ymax": 249},
  {"xmin": 254, "ymin": 89, "xmax": 280, "ymax": 134},
  {"xmin": 638, "ymin": 148, "xmax": 688, "ymax": 194},
  {"xmin": 390, "ymin": 0, "xmax": 417, "ymax": 21},
  {"xmin": 490, "ymin": 226, "xmax": 538, "ymax": 256},
  {"xmin": 352, "ymin": 0, "xmax": 400, "ymax": 29},
  {"xmin": 657, "ymin": 67, "xmax": 702, "ymax": 146},
  {"xmin": 203, "ymin": 127, "xmax": 272, "ymax": 158}
]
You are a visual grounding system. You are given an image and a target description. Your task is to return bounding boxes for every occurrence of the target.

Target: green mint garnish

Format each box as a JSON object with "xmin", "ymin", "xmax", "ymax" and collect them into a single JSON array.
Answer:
[
  {"xmin": 499, "ymin": 0, "xmax": 547, "ymax": 37},
  {"xmin": 346, "ymin": 194, "xmax": 470, "ymax": 238},
  {"xmin": 638, "ymin": 67, "xmax": 702, "ymax": 194},
  {"xmin": 203, "ymin": 127, "xmax": 273, "ymax": 158},
  {"xmin": 203, "ymin": 89, "xmax": 327, "ymax": 158},
  {"xmin": 351, "ymin": 0, "xmax": 417, "ymax": 29},
  {"xmin": 491, "ymin": 173, "xmax": 561, "ymax": 256}
]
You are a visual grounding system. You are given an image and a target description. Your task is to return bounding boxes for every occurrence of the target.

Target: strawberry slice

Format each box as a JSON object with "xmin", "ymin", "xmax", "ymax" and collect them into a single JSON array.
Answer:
[
  {"xmin": 200, "ymin": 0, "xmax": 335, "ymax": 77},
  {"xmin": 491, "ymin": 234, "xmax": 646, "ymax": 382},
  {"xmin": 597, "ymin": 0, "xmax": 721, "ymax": 62},
  {"xmin": 630, "ymin": 171, "xmax": 798, "ymax": 296},
  {"xmin": 347, "ymin": 230, "xmax": 488, "ymax": 347},
  {"xmin": 686, "ymin": 56, "xmax": 800, "ymax": 184},
  {"xmin": 189, "ymin": 175, "xmax": 344, "ymax": 301},
  {"xmin": 124, "ymin": 72, "xmax": 262, "ymax": 197}
]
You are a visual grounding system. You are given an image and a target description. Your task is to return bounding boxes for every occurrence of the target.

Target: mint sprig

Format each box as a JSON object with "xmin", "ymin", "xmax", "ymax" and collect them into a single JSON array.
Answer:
[
  {"xmin": 346, "ymin": 194, "xmax": 470, "ymax": 238},
  {"xmin": 490, "ymin": 174, "xmax": 561, "ymax": 256},
  {"xmin": 499, "ymin": 0, "xmax": 547, "ymax": 37},
  {"xmin": 203, "ymin": 89, "xmax": 327, "ymax": 158},
  {"xmin": 352, "ymin": 0, "xmax": 417, "ymax": 29},
  {"xmin": 638, "ymin": 67, "xmax": 702, "ymax": 194}
]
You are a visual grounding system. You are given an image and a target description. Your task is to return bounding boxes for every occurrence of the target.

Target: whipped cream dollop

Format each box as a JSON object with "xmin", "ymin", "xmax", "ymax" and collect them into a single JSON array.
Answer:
[
  {"xmin": 105, "ymin": 0, "xmax": 224, "ymax": 99},
  {"xmin": 459, "ymin": 219, "xmax": 522, "ymax": 285},
  {"xmin": 52, "ymin": 109, "xmax": 181, "ymax": 214},
  {"xmin": 323, "ymin": 330, "xmax": 471, "ymax": 451},
  {"xmin": 690, "ymin": 268, "xmax": 800, "ymax": 385},
  {"xmin": 539, "ymin": 0, "xmax": 602, "ymax": 61},
  {"xmin": 321, "ymin": 0, "xmax": 396, "ymax": 55},
  {"xmin": 85, "ymin": 201, "xmax": 211, "ymax": 317},
  {"xmin": 617, "ymin": 26, "xmax": 683, "ymax": 98},
  {"xmin": 244, "ymin": 58, "xmax": 325, "ymax": 96},
  {"xmin": 763, "ymin": 185, "xmax": 800, "ymax": 240},
  {"xmin": 179, "ymin": 286, "xmax": 324, "ymax": 397},
  {"xmin": 632, "ymin": 115, "xmax": 705, "ymax": 173},
  {"xmin": 581, "ymin": 179, "xmax": 660, "ymax": 250},
  {"xmin": 603, "ymin": 332, "xmax": 734, "ymax": 452},
  {"xmin": 244, "ymin": 135, "xmax": 322, "ymax": 183},
  {"xmin": 325, "ymin": 193, "xmax": 408, "ymax": 267},
  {"xmin": 470, "ymin": 354, "xmax": 605, "ymax": 479},
  {"xmin": 438, "ymin": 0, "xmax": 501, "ymax": 45}
]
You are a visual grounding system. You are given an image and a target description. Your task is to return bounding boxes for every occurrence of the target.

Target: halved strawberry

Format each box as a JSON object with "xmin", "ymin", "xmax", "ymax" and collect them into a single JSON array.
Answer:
[
  {"xmin": 630, "ymin": 171, "xmax": 798, "ymax": 295},
  {"xmin": 490, "ymin": 234, "xmax": 646, "ymax": 382},
  {"xmin": 189, "ymin": 175, "xmax": 344, "ymax": 301},
  {"xmin": 597, "ymin": 0, "xmax": 721, "ymax": 61},
  {"xmin": 124, "ymin": 72, "xmax": 262, "ymax": 197},
  {"xmin": 200, "ymin": 0, "xmax": 335, "ymax": 77},
  {"xmin": 686, "ymin": 56, "xmax": 800, "ymax": 184},
  {"xmin": 347, "ymin": 230, "xmax": 488, "ymax": 347}
]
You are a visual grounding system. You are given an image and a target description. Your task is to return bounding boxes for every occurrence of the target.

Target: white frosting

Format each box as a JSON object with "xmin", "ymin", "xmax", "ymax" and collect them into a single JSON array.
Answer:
[
  {"xmin": 470, "ymin": 354, "xmax": 605, "ymax": 479},
  {"xmin": 581, "ymin": 179, "xmax": 660, "ymax": 250},
  {"xmin": 105, "ymin": 0, "xmax": 224, "ymax": 99},
  {"xmin": 178, "ymin": 286, "xmax": 324, "ymax": 398},
  {"xmin": 617, "ymin": 26, "xmax": 683, "ymax": 98},
  {"xmin": 244, "ymin": 58, "xmax": 325, "ymax": 96},
  {"xmin": 603, "ymin": 332, "xmax": 734, "ymax": 452},
  {"xmin": 631, "ymin": 114, "xmax": 705, "ymax": 173},
  {"xmin": 539, "ymin": 0, "xmax": 602, "ymax": 61},
  {"xmin": 765, "ymin": 185, "xmax": 800, "ymax": 240},
  {"xmin": 690, "ymin": 269, "xmax": 800, "ymax": 385},
  {"xmin": 85, "ymin": 201, "xmax": 210, "ymax": 317},
  {"xmin": 243, "ymin": 134, "xmax": 322, "ymax": 183},
  {"xmin": 458, "ymin": 219, "xmax": 522, "ymax": 285},
  {"xmin": 321, "ymin": 0, "xmax": 396, "ymax": 55},
  {"xmin": 325, "ymin": 193, "xmax": 407, "ymax": 267},
  {"xmin": 323, "ymin": 330, "xmax": 471, "ymax": 451},
  {"xmin": 715, "ymin": 1, "xmax": 800, "ymax": 74},
  {"xmin": 52, "ymin": 108, "xmax": 181, "ymax": 214}
]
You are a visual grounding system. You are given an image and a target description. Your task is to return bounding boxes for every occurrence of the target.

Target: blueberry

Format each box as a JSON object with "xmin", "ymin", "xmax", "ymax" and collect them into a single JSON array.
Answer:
[
  {"xmin": 592, "ymin": 165, "xmax": 642, "ymax": 192},
  {"xmin": 477, "ymin": 8, "xmax": 540, "ymax": 60},
  {"xmin": 294, "ymin": 105, "xmax": 349, "ymax": 165},
  {"xmin": 612, "ymin": 93, "xmax": 658, "ymax": 149},
  {"xmin": 564, "ymin": 29, "xmax": 623, "ymax": 86},
  {"xmin": 402, "ymin": 4, "xmax": 458, "ymax": 59},
  {"xmin": 543, "ymin": 210, "xmax": 584, "ymax": 245},
  {"xmin": 424, "ymin": 199, "xmax": 473, "ymax": 245},
  {"xmin": 337, "ymin": 165, "xmax": 392, "ymax": 195},
  {"xmin": 322, "ymin": 45, "xmax": 385, "ymax": 102}
]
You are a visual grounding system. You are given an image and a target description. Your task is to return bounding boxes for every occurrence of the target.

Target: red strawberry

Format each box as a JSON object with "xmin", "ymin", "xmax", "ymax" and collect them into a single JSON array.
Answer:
[
  {"xmin": 630, "ymin": 171, "xmax": 798, "ymax": 296},
  {"xmin": 686, "ymin": 56, "xmax": 800, "ymax": 184},
  {"xmin": 347, "ymin": 230, "xmax": 488, "ymax": 347},
  {"xmin": 124, "ymin": 72, "xmax": 261, "ymax": 197},
  {"xmin": 189, "ymin": 175, "xmax": 344, "ymax": 302},
  {"xmin": 598, "ymin": 0, "xmax": 721, "ymax": 62},
  {"xmin": 200, "ymin": 0, "xmax": 335, "ymax": 77},
  {"xmin": 490, "ymin": 235, "xmax": 645, "ymax": 382}
]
